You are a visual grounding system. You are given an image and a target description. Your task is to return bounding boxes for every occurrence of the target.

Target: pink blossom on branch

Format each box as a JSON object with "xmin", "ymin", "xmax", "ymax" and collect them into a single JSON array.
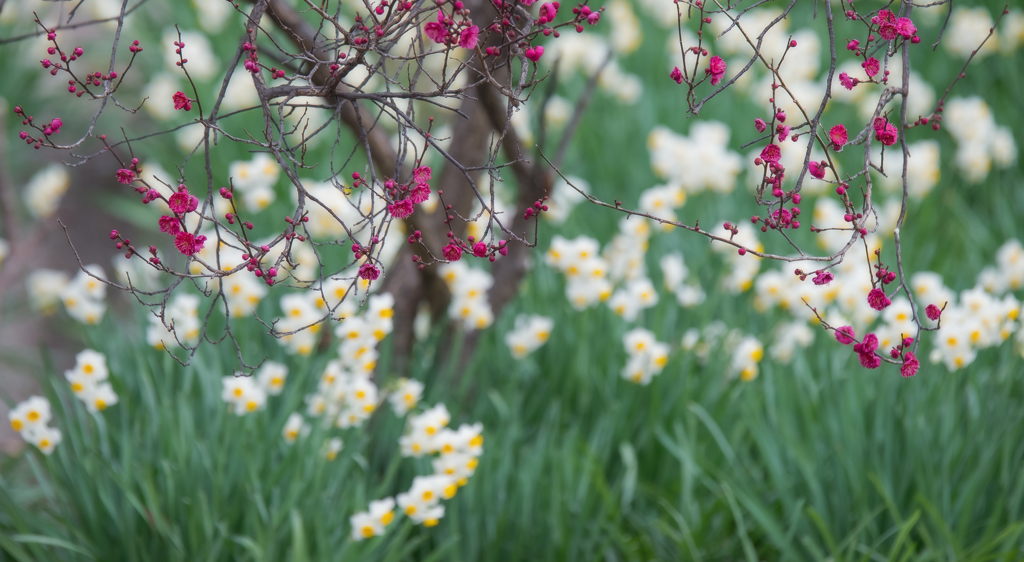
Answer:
[
  {"xmin": 862, "ymin": 57, "xmax": 880, "ymax": 78},
  {"xmin": 458, "ymin": 26, "xmax": 479, "ymax": 50},
  {"xmin": 167, "ymin": 187, "xmax": 199, "ymax": 214},
  {"xmin": 829, "ymin": 124, "xmax": 848, "ymax": 151},
  {"xmin": 706, "ymin": 55, "xmax": 726, "ymax": 86},
  {"xmin": 525, "ymin": 46, "xmax": 544, "ymax": 62},
  {"xmin": 839, "ymin": 72, "xmax": 858, "ymax": 90},
  {"xmin": 760, "ymin": 143, "xmax": 781, "ymax": 165},
  {"xmin": 472, "ymin": 242, "xmax": 487, "ymax": 257},
  {"xmin": 872, "ymin": 10, "xmax": 899, "ymax": 41},
  {"xmin": 158, "ymin": 215, "xmax": 181, "ymax": 235},
  {"xmin": 172, "ymin": 91, "xmax": 193, "ymax": 111},
  {"xmin": 896, "ymin": 18, "xmax": 917, "ymax": 40},
  {"xmin": 854, "ymin": 333, "xmax": 879, "ymax": 354},
  {"xmin": 670, "ymin": 66, "xmax": 683, "ymax": 85},
  {"xmin": 174, "ymin": 231, "xmax": 206, "ymax": 255},
  {"xmin": 853, "ymin": 332, "xmax": 882, "ymax": 369},
  {"xmin": 873, "ymin": 118, "xmax": 898, "ymax": 146},
  {"xmin": 754, "ymin": 118, "xmax": 767, "ymax": 133},
  {"xmin": 901, "ymin": 351, "xmax": 920, "ymax": 377},
  {"xmin": 358, "ymin": 262, "xmax": 380, "ymax": 281},
  {"xmin": 413, "ymin": 166, "xmax": 432, "ymax": 183},
  {"xmin": 858, "ymin": 350, "xmax": 882, "ymax": 369},
  {"xmin": 388, "ymin": 198, "xmax": 414, "ymax": 218},
  {"xmin": 926, "ymin": 304, "xmax": 942, "ymax": 321},
  {"xmin": 835, "ymin": 326, "xmax": 856, "ymax": 345},
  {"xmin": 442, "ymin": 243, "xmax": 462, "ymax": 262},
  {"xmin": 867, "ymin": 288, "xmax": 891, "ymax": 311},
  {"xmin": 424, "ymin": 13, "xmax": 447, "ymax": 44},
  {"xmin": 410, "ymin": 183, "xmax": 431, "ymax": 204},
  {"xmin": 116, "ymin": 169, "xmax": 135, "ymax": 184}
]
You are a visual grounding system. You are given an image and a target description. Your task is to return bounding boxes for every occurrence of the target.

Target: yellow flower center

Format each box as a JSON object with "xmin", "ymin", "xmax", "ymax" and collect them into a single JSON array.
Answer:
[
  {"xmin": 469, "ymin": 435, "xmax": 483, "ymax": 448},
  {"xmin": 233, "ymin": 388, "xmax": 243, "ymax": 397},
  {"xmin": 361, "ymin": 526, "xmax": 375, "ymax": 538},
  {"xmin": 426, "ymin": 426, "xmax": 436, "ymax": 435},
  {"xmin": 11, "ymin": 420, "xmax": 22, "ymax": 431},
  {"xmin": 27, "ymin": 411, "xmax": 39, "ymax": 421},
  {"xmin": 246, "ymin": 401, "xmax": 258, "ymax": 411},
  {"xmin": 424, "ymin": 518, "xmax": 439, "ymax": 527},
  {"xmin": 39, "ymin": 439, "xmax": 50, "ymax": 448},
  {"xmin": 95, "ymin": 399, "xmax": 107, "ymax": 411},
  {"xmin": 381, "ymin": 511, "xmax": 394, "ymax": 525},
  {"xmin": 405, "ymin": 505, "xmax": 417, "ymax": 515},
  {"xmin": 380, "ymin": 309, "xmax": 394, "ymax": 318},
  {"xmin": 84, "ymin": 364, "xmax": 94, "ymax": 374}
]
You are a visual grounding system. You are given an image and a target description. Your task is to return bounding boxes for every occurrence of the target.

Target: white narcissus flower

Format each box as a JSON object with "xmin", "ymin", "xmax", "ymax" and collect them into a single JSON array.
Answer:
[
  {"xmin": 221, "ymin": 375, "xmax": 267, "ymax": 416},
  {"xmin": 432, "ymin": 452, "xmax": 479, "ymax": 486},
  {"xmin": 397, "ymin": 475, "xmax": 452, "ymax": 525},
  {"xmin": 8, "ymin": 396, "xmax": 52, "ymax": 435},
  {"xmin": 324, "ymin": 437, "xmax": 343, "ymax": 461},
  {"xmin": 282, "ymin": 412, "xmax": 309, "ymax": 444},
  {"xmin": 25, "ymin": 425, "xmax": 62, "ymax": 455},
  {"xmin": 27, "ymin": 269, "xmax": 69, "ymax": 315},
  {"xmin": 731, "ymin": 336, "xmax": 764, "ymax": 382},
  {"xmin": 504, "ymin": 315, "xmax": 554, "ymax": 359},
  {"xmin": 388, "ymin": 378, "xmax": 424, "ymax": 416},
  {"xmin": 350, "ymin": 497, "xmax": 396, "ymax": 541},
  {"xmin": 23, "ymin": 165, "xmax": 70, "ymax": 219},
  {"xmin": 256, "ymin": 361, "xmax": 289, "ymax": 395},
  {"xmin": 81, "ymin": 382, "xmax": 119, "ymax": 414},
  {"xmin": 66, "ymin": 349, "xmax": 116, "ymax": 409}
]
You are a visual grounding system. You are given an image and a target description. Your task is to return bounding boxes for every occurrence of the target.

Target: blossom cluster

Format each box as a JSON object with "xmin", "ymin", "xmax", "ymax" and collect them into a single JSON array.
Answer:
[
  {"xmin": 65, "ymin": 349, "xmax": 119, "ymax": 413},
  {"xmin": 438, "ymin": 262, "xmax": 494, "ymax": 330},
  {"xmin": 27, "ymin": 265, "xmax": 107, "ymax": 324},
  {"xmin": 8, "ymin": 396, "xmax": 62, "ymax": 455},
  {"xmin": 352, "ymin": 402, "xmax": 483, "ymax": 539},
  {"xmin": 504, "ymin": 314, "xmax": 554, "ymax": 359},
  {"xmin": 221, "ymin": 361, "xmax": 290, "ymax": 416},
  {"xmin": 621, "ymin": 328, "xmax": 669, "ymax": 385}
]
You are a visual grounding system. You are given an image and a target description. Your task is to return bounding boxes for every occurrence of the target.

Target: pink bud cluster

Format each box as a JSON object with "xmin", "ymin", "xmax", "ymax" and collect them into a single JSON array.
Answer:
[
  {"xmin": 522, "ymin": 196, "xmax": 549, "ymax": 220},
  {"xmin": 172, "ymin": 39, "xmax": 189, "ymax": 67},
  {"xmin": 424, "ymin": 7, "xmax": 480, "ymax": 50},
  {"xmin": 241, "ymin": 40, "xmax": 262, "ymax": 74},
  {"xmin": 873, "ymin": 117, "xmax": 898, "ymax": 146},
  {"xmin": 14, "ymin": 105, "xmax": 63, "ymax": 149},
  {"xmin": 385, "ymin": 166, "xmax": 433, "ymax": 219}
]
